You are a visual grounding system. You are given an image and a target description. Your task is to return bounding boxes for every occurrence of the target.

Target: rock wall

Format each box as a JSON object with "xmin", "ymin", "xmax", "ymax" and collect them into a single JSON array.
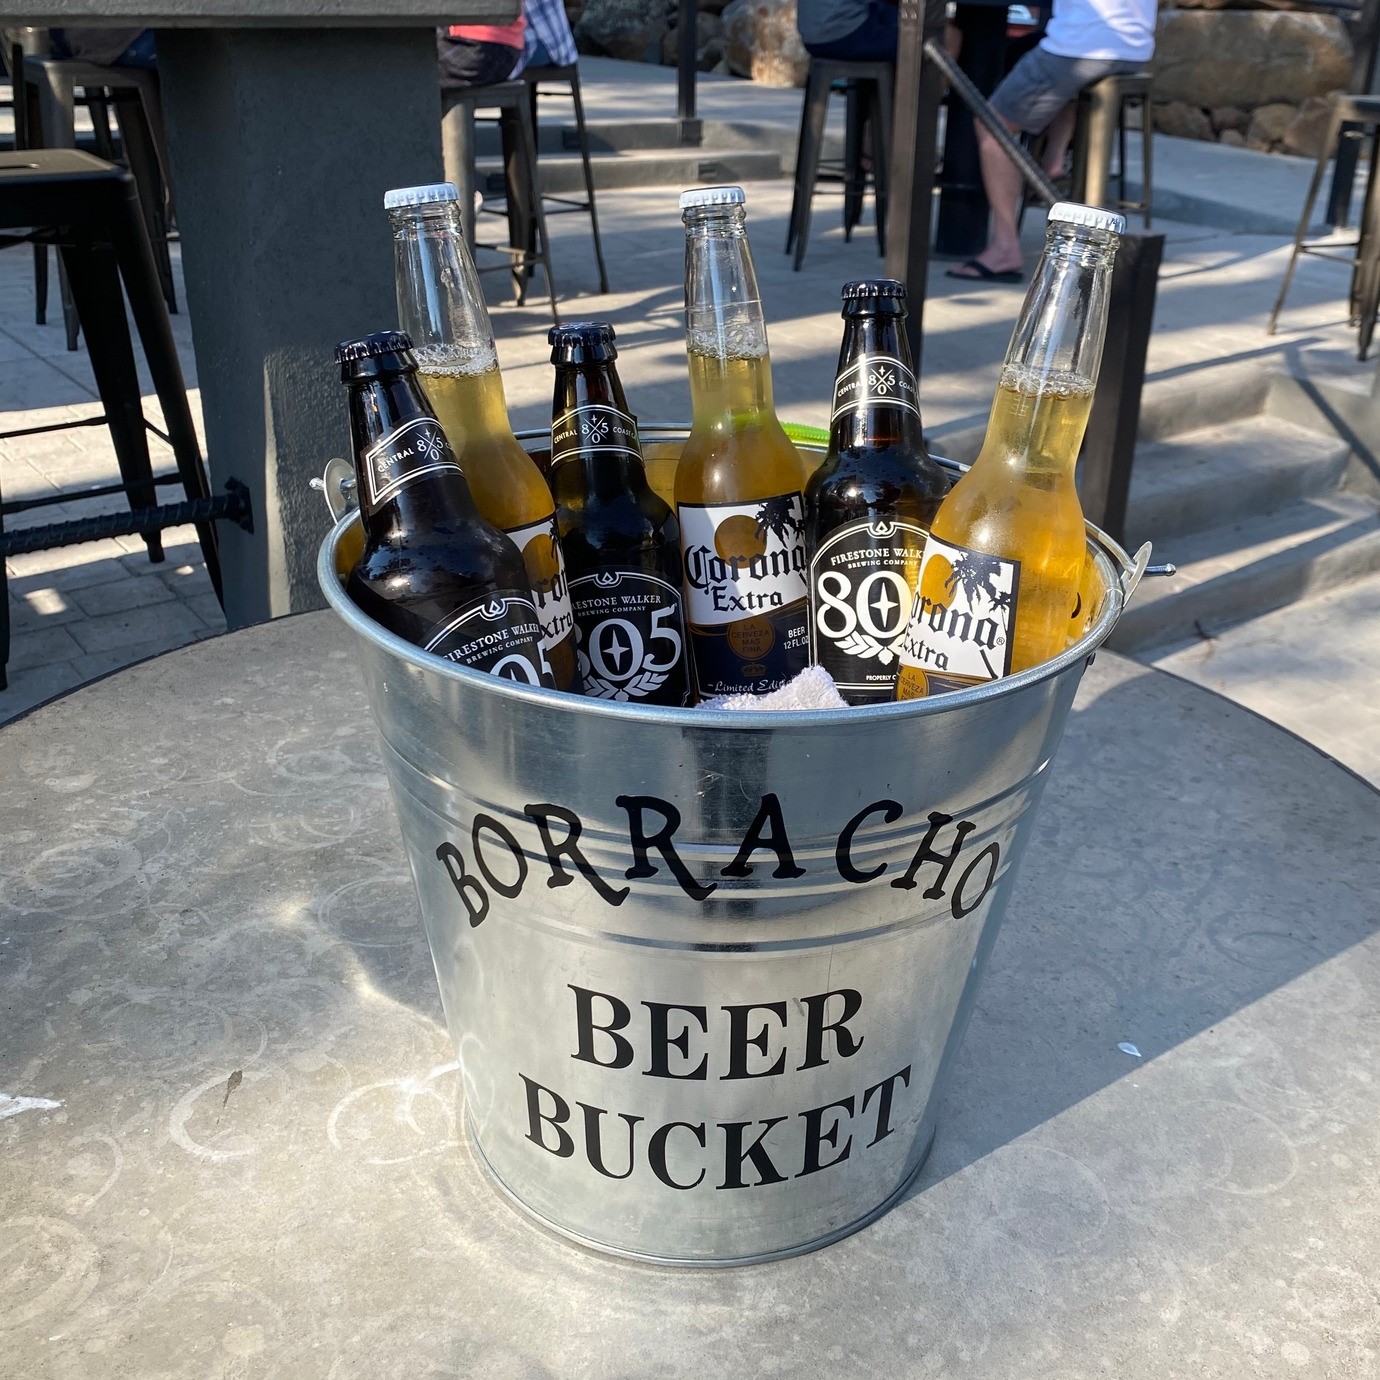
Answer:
[{"xmin": 1150, "ymin": 6, "xmax": 1353, "ymax": 157}]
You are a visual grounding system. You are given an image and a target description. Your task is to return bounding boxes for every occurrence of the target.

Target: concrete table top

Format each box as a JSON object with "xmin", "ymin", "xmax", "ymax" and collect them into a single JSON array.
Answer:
[{"xmin": 2, "ymin": 613, "xmax": 1378, "ymax": 1378}]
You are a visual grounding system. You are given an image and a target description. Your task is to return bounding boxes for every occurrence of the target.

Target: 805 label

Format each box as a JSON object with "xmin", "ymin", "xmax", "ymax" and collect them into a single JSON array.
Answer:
[
  {"xmin": 423, "ymin": 591, "xmax": 550, "ymax": 685},
  {"xmin": 570, "ymin": 569, "xmax": 690, "ymax": 706}
]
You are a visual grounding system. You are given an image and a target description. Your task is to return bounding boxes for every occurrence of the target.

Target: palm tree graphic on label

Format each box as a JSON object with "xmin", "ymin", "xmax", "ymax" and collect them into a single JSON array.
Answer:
[
  {"xmin": 945, "ymin": 550, "xmax": 1011, "ymax": 614},
  {"xmin": 753, "ymin": 494, "xmax": 804, "ymax": 546}
]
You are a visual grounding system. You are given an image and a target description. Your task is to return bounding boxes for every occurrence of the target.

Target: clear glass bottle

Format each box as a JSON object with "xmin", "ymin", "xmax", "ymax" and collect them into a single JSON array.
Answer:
[
  {"xmin": 675, "ymin": 185, "xmax": 809, "ymax": 701},
  {"xmin": 386, "ymin": 182, "xmax": 582, "ymax": 693},
  {"xmin": 896, "ymin": 202, "xmax": 1123, "ymax": 699}
]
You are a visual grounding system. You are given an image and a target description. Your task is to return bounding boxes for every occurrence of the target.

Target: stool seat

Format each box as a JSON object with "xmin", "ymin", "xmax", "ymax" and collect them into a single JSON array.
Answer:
[
  {"xmin": 1269, "ymin": 91, "xmax": 1380, "ymax": 359},
  {"xmin": 0, "ymin": 149, "xmax": 220, "ymax": 690},
  {"xmin": 442, "ymin": 81, "xmax": 560, "ymax": 321},
  {"xmin": 787, "ymin": 57, "xmax": 894, "ymax": 271}
]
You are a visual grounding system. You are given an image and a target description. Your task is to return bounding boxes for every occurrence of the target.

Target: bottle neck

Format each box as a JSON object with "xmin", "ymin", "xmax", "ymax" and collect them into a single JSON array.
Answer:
[
  {"xmin": 391, "ymin": 202, "xmax": 498, "ymax": 375},
  {"xmin": 683, "ymin": 206, "xmax": 776, "ymax": 423},
  {"xmin": 828, "ymin": 313, "xmax": 925, "ymax": 454},
  {"xmin": 349, "ymin": 372, "xmax": 477, "ymax": 536},
  {"xmin": 985, "ymin": 225, "xmax": 1117, "ymax": 476},
  {"xmin": 551, "ymin": 364, "xmax": 648, "ymax": 503}
]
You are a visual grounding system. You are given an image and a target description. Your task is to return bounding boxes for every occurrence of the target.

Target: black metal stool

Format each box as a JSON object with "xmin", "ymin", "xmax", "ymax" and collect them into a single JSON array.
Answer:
[
  {"xmin": 1269, "ymin": 94, "xmax": 1380, "ymax": 359},
  {"xmin": 0, "ymin": 149, "xmax": 247, "ymax": 691},
  {"xmin": 441, "ymin": 81, "xmax": 560, "ymax": 321},
  {"xmin": 1070, "ymin": 70, "xmax": 1153, "ymax": 224},
  {"xmin": 786, "ymin": 57, "xmax": 893, "ymax": 272},
  {"xmin": 521, "ymin": 64, "xmax": 609, "ymax": 294}
]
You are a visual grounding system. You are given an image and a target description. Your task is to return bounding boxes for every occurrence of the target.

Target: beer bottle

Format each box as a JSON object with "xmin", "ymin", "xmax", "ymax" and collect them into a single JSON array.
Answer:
[
  {"xmin": 549, "ymin": 322, "xmax": 691, "ymax": 707},
  {"xmin": 805, "ymin": 280, "xmax": 950, "ymax": 705},
  {"xmin": 895, "ymin": 203, "xmax": 1123, "ymax": 699},
  {"xmin": 385, "ymin": 182, "xmax": 582, "ymax": 693},
  {"xmin": 675, "ymin": 185, "xmax": 809, "ymax": 700},
  {"xmin": 338, "ymin": 331, "xmax": 551, "ymax": 686}
]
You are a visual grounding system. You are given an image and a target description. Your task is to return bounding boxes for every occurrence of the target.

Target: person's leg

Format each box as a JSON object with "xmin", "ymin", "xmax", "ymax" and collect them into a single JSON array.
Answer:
[
  {"xmin": 1041, "ymin": 100, "xmax": 1076, "ymax": 177},
  {"xmin": 971, "ymin": 118, "xmax": 1026, "ymax": 274}
]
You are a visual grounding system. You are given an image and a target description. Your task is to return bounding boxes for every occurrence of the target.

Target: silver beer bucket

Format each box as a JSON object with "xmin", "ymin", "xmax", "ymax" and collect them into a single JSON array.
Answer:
[{"xmin": 316, "ymin": 426, "xmax": 1152, "ymax": 1266}]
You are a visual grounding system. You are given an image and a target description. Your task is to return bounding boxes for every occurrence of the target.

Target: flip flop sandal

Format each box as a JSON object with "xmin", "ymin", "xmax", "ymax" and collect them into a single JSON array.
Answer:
[{"xmin": 946, "ymin": 259, "xmax": 1023, "ymax": 284}]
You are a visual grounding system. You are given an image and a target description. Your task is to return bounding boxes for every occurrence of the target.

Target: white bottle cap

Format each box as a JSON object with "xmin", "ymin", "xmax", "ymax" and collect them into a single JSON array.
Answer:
[
  {"xmin": 384, "ymin": 183, "xmax": 460, "ymax": 211},
  {"xmin": 679, "ymin": 185, "xmax": 746, "ymax": 211},
  {"xmin": 1047, "ymin": 201, "xmax": 1126, "ymax": 236}
]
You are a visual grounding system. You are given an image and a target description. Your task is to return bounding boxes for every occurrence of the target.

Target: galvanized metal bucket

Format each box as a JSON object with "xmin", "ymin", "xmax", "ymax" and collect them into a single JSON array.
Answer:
[{"xmin": 316, "ymin": 426, "xmax": 1152, "ymax": 1266}]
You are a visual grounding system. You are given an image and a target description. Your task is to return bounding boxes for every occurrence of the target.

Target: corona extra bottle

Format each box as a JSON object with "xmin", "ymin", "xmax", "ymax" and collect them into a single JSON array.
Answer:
[
  {"xmin": 895, "ymin": 203, "xmax": 1123, "ymax": 698},
  {"xmin": 387, "ymin": 182, "xmax": 582, "ymax": 693},
  {"xmin": 338, "ymin": 331, "xmax": 550, "ymax": 686},
  {"xmin": 549, "ymin": 322, "xmax": 691, "ymax": 707},
  {"xmin": 675, "ymin": 185, "xmax": 809, "ymax": 700},
  {"xmin": 806, "ymin": 280, "xmax": 949, "ymax": 704}
]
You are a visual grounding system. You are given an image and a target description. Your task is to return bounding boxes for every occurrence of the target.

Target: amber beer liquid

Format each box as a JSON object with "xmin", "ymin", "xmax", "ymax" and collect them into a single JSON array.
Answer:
[
  {"xmin": 805, "ymin": 280, "xmax": 949, "ymax": 705},
  {"xmin": 549, "ymin": 322, "xmax": 692, "ymax": 707},
  {"xmin": 337, "ymin": 331, "xmax": 550, "ymax": 685},
  {"xmin": 386, "ymin": 182, "xmax": 582, "ymax": 693},
  {"xmin": 896, "ymin": 203, "xmax": 1123, "ymax": 699},
  {"xmin": 675, "ymin": 186, "xmax": 810, "ymax": 700}
]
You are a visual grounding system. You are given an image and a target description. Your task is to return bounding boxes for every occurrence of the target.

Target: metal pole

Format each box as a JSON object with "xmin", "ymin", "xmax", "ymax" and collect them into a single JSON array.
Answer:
[
  {"xmin": 885, "ymin": 0, "xmax": 949, "ymax": 376},
  {"xmin": 677, "ymin": 0, "xmax": 702, "ymax": 146},
  {"xmin": 1078, "ymin": 230, "xmax": 1165, "ymax": 544}
]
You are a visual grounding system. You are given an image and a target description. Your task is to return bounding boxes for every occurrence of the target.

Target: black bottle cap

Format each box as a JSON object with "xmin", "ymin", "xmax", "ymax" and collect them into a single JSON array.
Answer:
[
  {"xmin": 549, "ymin": 321, "xmax": 618, "ymax": 366},
  {"xmin": 335, "ymin": 330, "xmax": 414, "ymax": 365},
  {"xmin": 840, "ymin": 280, "xmax": 908, "ymax": 317}
]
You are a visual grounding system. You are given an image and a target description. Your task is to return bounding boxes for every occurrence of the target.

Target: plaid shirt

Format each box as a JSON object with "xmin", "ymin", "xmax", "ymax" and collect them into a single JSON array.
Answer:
[{"xmin": 515, "ymin": 0, "xmax": 578, "ymax": 73}]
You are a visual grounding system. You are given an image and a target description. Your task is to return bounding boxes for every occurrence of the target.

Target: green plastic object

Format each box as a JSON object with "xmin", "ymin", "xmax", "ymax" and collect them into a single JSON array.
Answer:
[{"xmin": 782, "ymin": 421, "xmax": 830, "ymax": 447}]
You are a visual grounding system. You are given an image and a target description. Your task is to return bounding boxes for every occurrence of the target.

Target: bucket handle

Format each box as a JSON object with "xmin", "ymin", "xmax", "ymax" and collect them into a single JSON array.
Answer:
[
  {"xmin": 1105, "ymin": 540, "xmax": 1174, "ymax": 602},
  {"xmin": 309, "ymin": 458, "xmax": 358, "ymax": 522}
]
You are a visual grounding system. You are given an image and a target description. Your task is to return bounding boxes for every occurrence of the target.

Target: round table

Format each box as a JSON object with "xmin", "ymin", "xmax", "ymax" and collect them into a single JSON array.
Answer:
[{"xmin": 3, "ymin": 613, "xmax": 1378, "ymax": 1377}]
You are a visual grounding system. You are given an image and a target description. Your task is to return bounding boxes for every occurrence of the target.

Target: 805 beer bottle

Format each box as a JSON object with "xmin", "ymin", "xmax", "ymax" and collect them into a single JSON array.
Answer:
[
  {"xmin": 550, "ymin": 323, "xmax": 691, "ymax": 706},
  {"xmin": 805, "ymin": 280, "xmax": 949, "ymax": 704},
  {"xmin": 386, "ymin": 182, "xmax": 582, "ymax": 692},
  {"xmin": 676, "ymin": 186, "xmax": 810, "ymax": 700},
  {"xmin": 338, "ymin": 331, "xmax": 550, "ymax": 686}
]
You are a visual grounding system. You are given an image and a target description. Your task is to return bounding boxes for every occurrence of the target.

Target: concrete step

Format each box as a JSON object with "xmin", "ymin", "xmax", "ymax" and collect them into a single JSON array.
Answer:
[
  {"xmin": 475, "ymin": 146, "xmax": 783, "ymax": 196},
  {"xmin": 1110, "ymin": 490, "xmax": 1380, "ymax": 653},
  {"xmin": 1125, "ymin": 413, "xmax": 1353, "ymax": 547}
]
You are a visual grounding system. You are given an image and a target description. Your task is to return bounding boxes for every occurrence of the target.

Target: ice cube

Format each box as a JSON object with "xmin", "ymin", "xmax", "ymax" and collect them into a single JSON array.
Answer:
[{"xmin": 702, "ymin": 665, "xmax": 850, "ymax": 712}]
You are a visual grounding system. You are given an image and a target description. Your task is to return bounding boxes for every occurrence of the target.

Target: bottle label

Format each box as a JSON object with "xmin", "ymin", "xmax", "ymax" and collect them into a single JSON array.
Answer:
[
  {"xmin": 552, "ymin": 403, "xmax": 641, "ymax": 467},
  {"xmin": 504, "ymin": 514, "xmax": 578, "ymax": 678},
  {"xmin": 678, "ymin": 493, "xmax": 810, "ymax": 697},
  {"xmin": 360, "ymin": 416, "xmax": 464, "ymax": 506},
  {"xmin": 569, "ymin": 570, "xmax": 690, "ymax": 704},
  {"xmin": 810, "ymin": 517, "xmax": 926, "ymax": 698},
  {"xmin": 897, "ymin": 534, "xmax": 1020, "ymax": 695},
  {"xmin": 422, "ymin": 591, "xmax": 548, "ymax": 684},
  {"xmin": 830, "ymin": 354, "xmax": 921, "ymax": 423}
]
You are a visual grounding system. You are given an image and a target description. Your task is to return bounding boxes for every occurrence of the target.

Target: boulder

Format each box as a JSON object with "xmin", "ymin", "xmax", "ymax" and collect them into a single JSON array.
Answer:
[
  {"xmin": 720, "ymin": 0, "xmax": 809, "ymax": 85},
  {"xmin": 1246, "ymin": 101, "xmax": 1296, "ymax": 150},
  {"xmin": 574, "ymin": 0, "xmax": 665, "ymax": 63},
  {"xmin": 1152, "ymin": 100, "xmax": 1214, "ymax": 141},
  {"xmin": 1209, "ymin": 105, "xmax": 1249, "ymax": 135},
  {"xmin": 1280, "ymin": 91, "xmax": 1339, "ymax": 159},
  {"xmin": 1218, "ymin": 128, "xmax": 1247, "ymax": 147},
  {"xmin": 1152, "ymin": 11, "xmax": 1352, "ymax": 108}
]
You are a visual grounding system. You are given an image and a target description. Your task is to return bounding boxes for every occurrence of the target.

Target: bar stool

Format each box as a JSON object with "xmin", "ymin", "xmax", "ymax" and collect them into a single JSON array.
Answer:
[
  {"xmin": 521, "ymin": 64, "xmax": 609, "ymax": 294},
  {"xmin": 441, "ymin": 81, "xmax": 560, "ymax": 321},
  {"xmin": 0, "ymin": 149, "xmax": 226, "ymax": 690},
  {"xmin": 1269, "ymin": 94, "xmax": 1380, "ymax": 359},
  {"xmin": 786, "ymin": 57, "xmax": 893, "ymax": 272},
  {"xmin": 1069, "ymin": 70, "xmax": 1153, "ymax": 224}
]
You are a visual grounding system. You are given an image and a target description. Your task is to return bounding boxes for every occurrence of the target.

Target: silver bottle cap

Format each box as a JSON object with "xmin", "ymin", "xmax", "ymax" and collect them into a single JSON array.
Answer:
[
  {"xmin": 1047, "ymin": 201, "xmax": 1125, "ymax": 236},
  {"xmin": 384, "ymin": 183, "xmax": 460, "ymax": 210},
  {"xmin": 679, "ymin": 185, "xmax": 746, "ymax": 211}
]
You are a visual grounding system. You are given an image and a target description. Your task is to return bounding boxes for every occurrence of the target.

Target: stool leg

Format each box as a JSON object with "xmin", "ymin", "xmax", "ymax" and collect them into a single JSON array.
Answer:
[
  {"xmin": 33, "ymin": 242, "xmax": 48, "ymax": 327},
  {"xmin": 873, "ymin": 66, "xmax": 893, "ymax": 258},
  {"xmin": 1268, "ymin": 106, "xmax": 1345, "ymax": 335},
  {"xmin": 441, "ymin": 98, "xmax": 478, "ymax": 248},
  {"xmin": 114, "ymin": 90, "xmax": 177, "ymax": 315},
  {"xmin": 1140, "ymin": 96, "xmax": 1152, "ymax": 228},
  {"xmin": 568, "ymin": 73, "xmax": 609, "ymax": 294},
  {"xmin": 786, "ymin": 74, "xmax": 815, "ymax": 254},
  {"xmin": 512, "ymin": 99, "xmax": 559, "ymax": 321},
  {"xmin": 1357, "ymin": 140, "xmax": 1380, "ymax": 359},
  {"xmin": 59, "ymin": 237, "xmax": 163, "ymax": 564},
  {"xmin": 793, "ymin": 66, "xmax": 831, "ymax": 272},
  {"xmin": 1079, "ymin": 89, "xmax": 1115, "ymax": 209},
  {"xmin": 498, "ymin": 108, "xmax": 530, "ymax": 303},
  {"xmin": 844, "ymin": 82, "xmax": 865, "ymax": 241},
  {"xmin": 109, "ymin": 177, "xmax": 223, "ymax": 598}
]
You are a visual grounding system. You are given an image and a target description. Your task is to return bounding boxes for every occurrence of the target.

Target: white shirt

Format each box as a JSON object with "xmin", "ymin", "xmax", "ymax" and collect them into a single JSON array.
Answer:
[{"xmin": 1040, "ymin": 0, "xmax": 1157, "ymax": 63}]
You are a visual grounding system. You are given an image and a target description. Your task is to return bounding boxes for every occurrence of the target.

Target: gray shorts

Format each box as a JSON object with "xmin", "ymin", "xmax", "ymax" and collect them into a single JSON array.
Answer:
[{"xmin": 989, "ymin": 47, "xmax": 1142, "ymax": 136}]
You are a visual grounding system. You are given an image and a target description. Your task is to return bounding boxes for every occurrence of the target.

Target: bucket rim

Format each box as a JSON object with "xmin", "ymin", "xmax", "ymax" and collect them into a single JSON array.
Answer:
[{"xmin": 316, "ymin": 440, "xmax": 1149, "ymax": 728}]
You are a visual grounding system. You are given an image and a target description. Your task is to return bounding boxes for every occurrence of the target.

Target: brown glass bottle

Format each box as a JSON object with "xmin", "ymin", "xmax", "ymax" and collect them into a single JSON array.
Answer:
[
  {"xmin": 338, "ymin": 330, "xmax": 552, "ymax": 687},
  {"xmin": 549, "ymin": 323, "xmax": 691, "ymax": 706},
  {"xmin": 805, "ymin": 280, "xmax": 949, "ymax": 704}
]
